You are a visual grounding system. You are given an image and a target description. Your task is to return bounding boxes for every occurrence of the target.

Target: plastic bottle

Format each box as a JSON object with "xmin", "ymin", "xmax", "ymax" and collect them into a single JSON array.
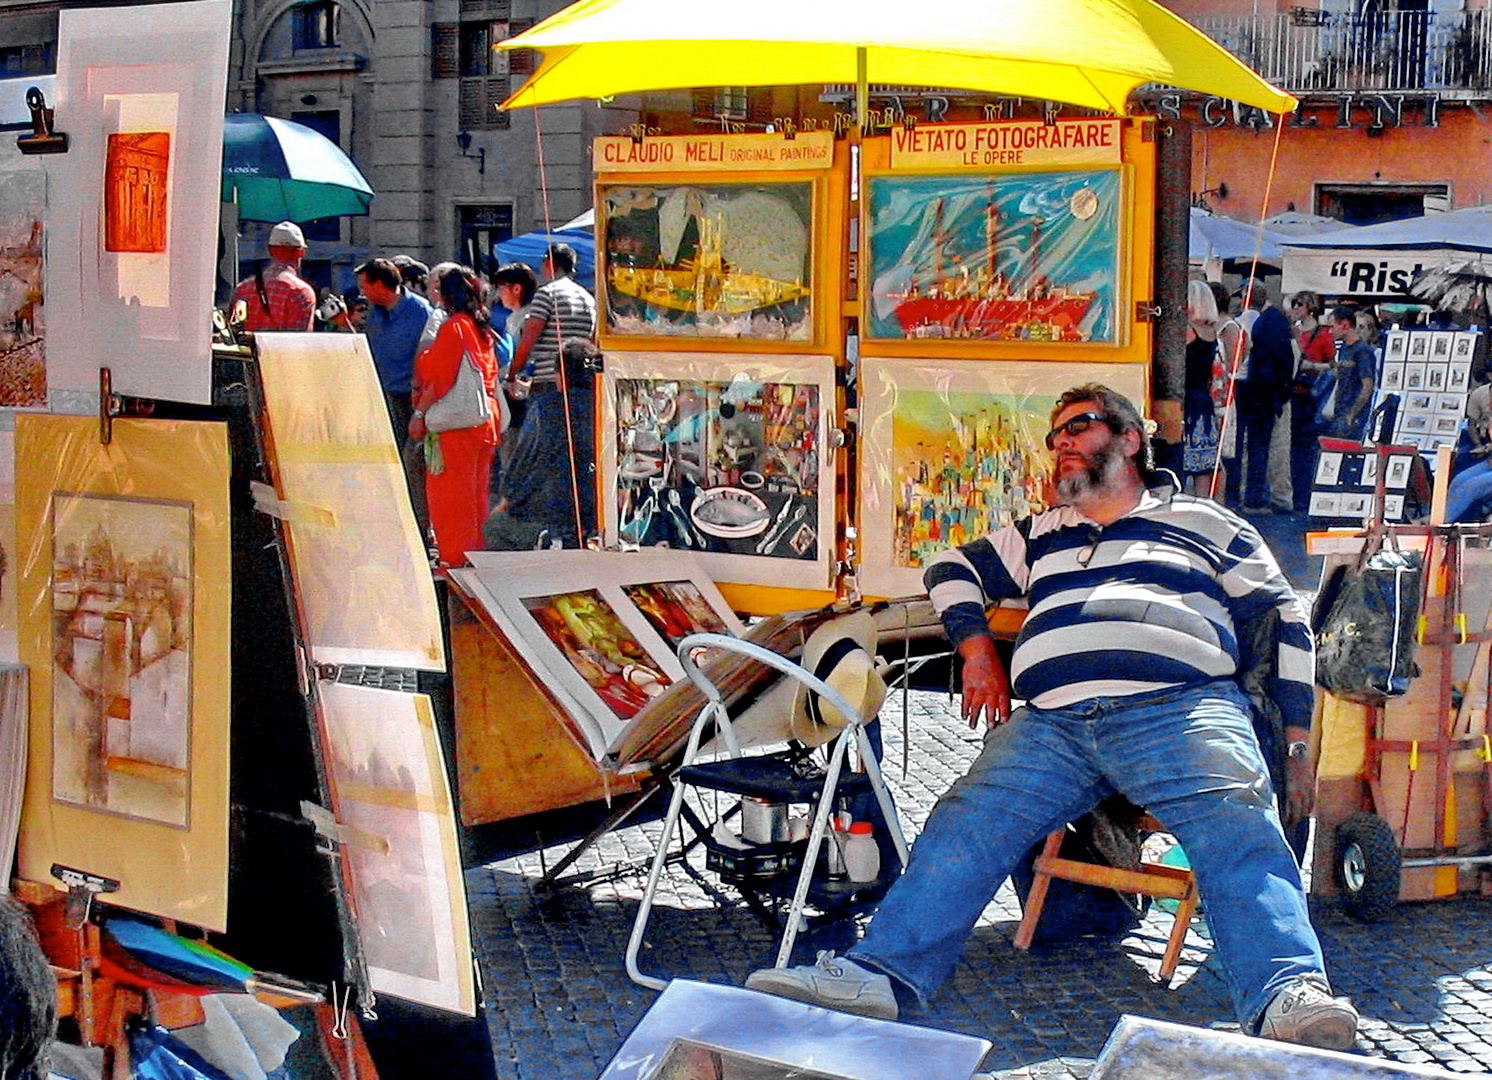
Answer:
[
  {"xmin": 843, "ymin": 821, "xmax": 880, "ymax": 884},
  {"xmin": 825, "ymin": 814, "xmax": 851, "ymax": 878}
]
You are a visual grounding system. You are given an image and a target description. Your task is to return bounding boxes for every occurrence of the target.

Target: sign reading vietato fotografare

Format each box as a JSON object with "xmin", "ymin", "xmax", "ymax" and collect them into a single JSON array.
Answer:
[
  {"xmin": 593, "ymin": 131, "xmax": 834, "ymax": 172},
  {"xmin": 890, "ymin": 119, "xmax": 1123, "ymax": 170}
]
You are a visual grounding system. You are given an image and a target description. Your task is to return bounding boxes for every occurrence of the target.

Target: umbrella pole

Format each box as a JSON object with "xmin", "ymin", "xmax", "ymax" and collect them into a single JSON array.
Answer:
[{"xmin": 855, "ymin": 46, "xmax": 868, "ymax": 138}]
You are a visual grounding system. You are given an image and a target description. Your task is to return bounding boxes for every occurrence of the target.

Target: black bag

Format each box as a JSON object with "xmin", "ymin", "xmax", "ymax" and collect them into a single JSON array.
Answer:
[
  {"xmin": 1009, "ymin": 800, "xmax": 1147, "ymax": 945},
  {"xmin": 1313, "ymin": 530, "xmax": 1422, "ymax": 703}
]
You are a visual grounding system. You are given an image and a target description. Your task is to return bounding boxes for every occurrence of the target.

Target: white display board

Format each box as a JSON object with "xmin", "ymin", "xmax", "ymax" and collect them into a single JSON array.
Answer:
[{"xmin": 47, "ymin": 1, "xmax": 230, "ymax": 405}]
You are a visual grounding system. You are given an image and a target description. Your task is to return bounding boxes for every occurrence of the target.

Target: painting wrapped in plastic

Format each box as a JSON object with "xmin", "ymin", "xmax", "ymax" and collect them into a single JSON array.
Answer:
[{"xmin": 867, "ymin": 169, "xmax": 1120, "ymax": 343}]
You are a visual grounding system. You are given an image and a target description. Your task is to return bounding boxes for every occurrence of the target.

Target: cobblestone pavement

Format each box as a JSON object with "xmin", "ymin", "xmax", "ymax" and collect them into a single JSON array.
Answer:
[{"xmin": 467, "ymin": 690, "xmax": 1492, "ymax": 1079}]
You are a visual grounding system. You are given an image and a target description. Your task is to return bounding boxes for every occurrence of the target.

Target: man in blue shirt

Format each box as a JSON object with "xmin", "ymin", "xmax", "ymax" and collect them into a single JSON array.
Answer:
[
  {"xmin": 1328, "ymin": 306, "xmax": 1378, "ymax": 443},
  {"xmin": 357, "ymin": 257, "xmax": 432, "ymax": 450}
]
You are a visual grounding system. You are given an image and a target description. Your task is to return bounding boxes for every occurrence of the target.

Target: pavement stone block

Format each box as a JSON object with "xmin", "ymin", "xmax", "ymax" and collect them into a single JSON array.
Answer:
[{"xmin": 469, "ymin": 689, "xmax": 1492, "ymax": 1079}]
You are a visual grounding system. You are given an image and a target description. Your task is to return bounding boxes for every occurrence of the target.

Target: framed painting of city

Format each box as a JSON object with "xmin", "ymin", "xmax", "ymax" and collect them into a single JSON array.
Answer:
[
  {"xmin": 857, "ymin": 357, "xmax": 1148, "ymax": 598},
  {"xmin": 319, "ymin": 682, "xmax": 474, "ymax": 1015},
  {"xmin": 255, "ymin": 333, "xmax": 445, "ymax": 671},
  {"xmin": 450, "ymin": 550, "xmax": 742, "ymax": 761},
  {"xmin": 14, "ymin": 415, "xmax": 231, "ymax": 929},
  {"xmin": 865, "ymin": 168, "xmax": 1122, "ymax": 345},
  {"xmin": 599, "ymin": 351, "xmax": 838, "ymax": 592},
  {"xmin": 50, "ymin": 493, "xmax": 192, "ymax": 828},
  {"xmin": 598, "ymin": 180, "xmax": 815, "ymax": 342}
]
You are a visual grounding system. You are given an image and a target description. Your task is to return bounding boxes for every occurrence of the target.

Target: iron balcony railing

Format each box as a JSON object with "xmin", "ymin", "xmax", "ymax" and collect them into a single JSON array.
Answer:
[{"xmin": 1190, "ymin": 9, "xmax": 1492, "ymax": 94}]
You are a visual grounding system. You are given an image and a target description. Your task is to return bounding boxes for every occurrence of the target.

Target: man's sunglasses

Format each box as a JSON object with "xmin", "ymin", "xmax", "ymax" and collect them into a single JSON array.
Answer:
[{"xmin": 1044, "ymin": 411, "xmax": 1110, "ymax": 450}]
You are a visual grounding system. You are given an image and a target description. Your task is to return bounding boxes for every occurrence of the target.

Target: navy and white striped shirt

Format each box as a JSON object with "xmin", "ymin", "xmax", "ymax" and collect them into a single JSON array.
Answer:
[{"xmin": 924, "ymin": 478, "xmax": 1315, "ymax": 730}]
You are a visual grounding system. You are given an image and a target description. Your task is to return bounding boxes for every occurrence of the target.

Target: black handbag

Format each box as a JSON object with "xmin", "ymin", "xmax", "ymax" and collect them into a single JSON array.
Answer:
[{"xmin": 1313, "ymin": 528, "xmax": 1422, "ymax": 703}]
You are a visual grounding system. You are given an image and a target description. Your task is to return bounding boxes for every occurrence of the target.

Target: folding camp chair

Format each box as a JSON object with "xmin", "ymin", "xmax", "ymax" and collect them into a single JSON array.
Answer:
[{"xmin": 625, "ymin": 632, "xmax": 910, "ymax": 991}]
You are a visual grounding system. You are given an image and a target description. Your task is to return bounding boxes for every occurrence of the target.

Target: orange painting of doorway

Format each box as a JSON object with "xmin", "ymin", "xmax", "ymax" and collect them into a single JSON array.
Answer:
[{"xmin": 105, "ymin": 132, "xmax": 170, "ymax": 254}]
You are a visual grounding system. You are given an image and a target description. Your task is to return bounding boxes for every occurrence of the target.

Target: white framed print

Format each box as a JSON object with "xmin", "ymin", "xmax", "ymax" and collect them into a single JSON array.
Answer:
[
  {"xmin": 47, "ymin": 1, "xmax": 230, "ymax": 405},
  {"xmin": 1315, "ymin": 452, "xmax": 1343, "ymax": 487},
  {"xmin": 1385, "ymin": 454, "xmax": 1413, "ymax": 490},
  {"xmin": 600, "ymin": 351, "xmax": 838, "ymax": 592}
]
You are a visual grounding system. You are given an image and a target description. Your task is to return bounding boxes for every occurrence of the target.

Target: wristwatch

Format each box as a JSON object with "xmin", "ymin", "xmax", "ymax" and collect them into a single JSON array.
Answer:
[
  {"xmin": 412, "ymin": 409, "xmax": 425, "ymax": 419},
  {"xmin": 1287, "ymin": 740, "xmax": 1310, "ymax": 761}
]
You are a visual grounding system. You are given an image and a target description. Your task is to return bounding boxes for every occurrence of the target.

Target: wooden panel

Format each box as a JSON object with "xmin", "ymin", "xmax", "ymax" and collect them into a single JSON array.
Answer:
[
  {"xmin": 1308, "ymin": 775, "xmax": 1364, "ymax": 898},
  {"xmin": 448, "ymin": 593, "xmax": 641, "ymax": 826}
]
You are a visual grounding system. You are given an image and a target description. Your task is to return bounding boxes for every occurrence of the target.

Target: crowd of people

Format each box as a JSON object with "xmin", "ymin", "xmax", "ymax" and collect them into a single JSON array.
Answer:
[
  {"xmin": 230, "ymin": 223, "xmax": 600, "ymax": 568},
  {"xmin": 1182, "ymin": 277, "xmax": 1390, "ymax": 516}
]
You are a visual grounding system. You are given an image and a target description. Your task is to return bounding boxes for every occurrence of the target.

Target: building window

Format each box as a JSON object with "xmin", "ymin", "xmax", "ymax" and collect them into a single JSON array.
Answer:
[
  {"xmin": 1315, "ymin": 182, "xmax": 1449, "ymax": 226},
  {"xmin": 289, "ymin": 110, "xmax": 343, "ymax": 241},
  {"xmin": 457, "ymin": 204, "xmax": 514, "ymax": 278},
  {"xmin": 433, "ymin": 21, "xmax": 513, "ymax": 129},
  {"xmin": 691, "ymin": 87, "xmax": 773, "ymax": 128},
  {"xmin": 716, "ymin": 87, "xmax": 748, "ymax": 120},
  {"xmin": 458, "ymin": 21, "xmax": 501, "ymax": 77},
  {"xmin": 295, "ymin": 1, "xmax": 340, "ymax": 51},
  {"xmin": 0, "ymin": 43, "xmax": 52, "ymax": 78}
]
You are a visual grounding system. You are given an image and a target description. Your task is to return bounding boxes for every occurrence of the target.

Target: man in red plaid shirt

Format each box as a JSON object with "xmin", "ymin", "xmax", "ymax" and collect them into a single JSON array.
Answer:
[{"xmin": 233, "ymin": 220, "xmax": 316, "ymax": 331}]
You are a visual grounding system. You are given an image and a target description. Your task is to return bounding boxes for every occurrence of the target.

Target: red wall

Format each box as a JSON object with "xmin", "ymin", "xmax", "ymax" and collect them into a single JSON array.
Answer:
[{"xmin": 1191, "ymin": 104, "xmax": 1492, "ymax": 221}]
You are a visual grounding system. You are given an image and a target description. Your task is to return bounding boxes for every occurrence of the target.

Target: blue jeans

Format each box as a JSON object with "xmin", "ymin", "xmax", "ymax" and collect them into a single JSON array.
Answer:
[
  {"xmin": 848, "ymin": 679, "xmax": 1325, "ymax": 1030},
  {"xmin": 1448, "ymin": 458, "xmax": 1492, "ymax": 523}
]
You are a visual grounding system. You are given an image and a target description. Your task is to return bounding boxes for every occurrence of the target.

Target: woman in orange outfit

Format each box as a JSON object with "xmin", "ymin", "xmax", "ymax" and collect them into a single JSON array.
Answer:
[{"xmin": 408, "ymin": 266, "xmax": 503, "ymax": 567}]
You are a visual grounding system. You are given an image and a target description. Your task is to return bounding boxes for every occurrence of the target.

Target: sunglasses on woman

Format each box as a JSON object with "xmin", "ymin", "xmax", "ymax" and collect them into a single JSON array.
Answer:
[{"xmin": 1044, "ymin": 411, "xmax": 1110, "ymax": 450}]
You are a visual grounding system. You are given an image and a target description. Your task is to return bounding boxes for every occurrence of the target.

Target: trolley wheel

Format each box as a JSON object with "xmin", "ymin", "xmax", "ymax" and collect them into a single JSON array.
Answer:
[{"xmin": 1335, "ymin": 812, "xmax": 1401, "ymax": 920}]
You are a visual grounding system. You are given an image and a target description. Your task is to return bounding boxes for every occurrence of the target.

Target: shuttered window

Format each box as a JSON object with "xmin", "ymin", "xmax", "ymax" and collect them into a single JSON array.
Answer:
[
  {"xmin": 432, "ymin": 23, "xmax": 459, "ymax": 79},
  {"xmin": 459, "ymin": 74, "xmax": 511, "ymax": 129},
  {"xmin": 439, "ymin": 18, "xmax": 512, "ymax": 128},
  {"xmin": 506, "ymin": 18, "xmax": 535, "ymax": 76}
]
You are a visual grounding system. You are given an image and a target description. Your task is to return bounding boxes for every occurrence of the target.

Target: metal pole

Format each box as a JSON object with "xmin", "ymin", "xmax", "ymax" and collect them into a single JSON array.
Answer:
[{"xmin": 855, "ymin": 46, "xmax": 868, "ymax": 137}]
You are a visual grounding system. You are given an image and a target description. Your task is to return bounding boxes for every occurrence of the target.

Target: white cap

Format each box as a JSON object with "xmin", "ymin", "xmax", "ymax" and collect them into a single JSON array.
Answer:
[{"xmin": 267, "ymin": 220, "xmax": 306, "ymax": 248}]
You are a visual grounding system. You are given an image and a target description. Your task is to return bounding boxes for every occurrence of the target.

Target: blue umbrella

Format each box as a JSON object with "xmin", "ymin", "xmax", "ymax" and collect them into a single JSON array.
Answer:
[
  {"xmin": 496, "ymin": 227, "xmax": 596, "ymax": 290},
  {"xmin": 222, "ymin": 112, "xmax": 374, "ymax": 223},
  {"xmin": 1189, "ymin": 208, "xmax": 1288, "ymax": 262}
]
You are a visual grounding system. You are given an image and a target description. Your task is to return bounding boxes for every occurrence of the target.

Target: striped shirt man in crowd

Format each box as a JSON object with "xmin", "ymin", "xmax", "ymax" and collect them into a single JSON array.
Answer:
[
  {"xmin": 748, "ymin": 384, "xmax": 1358, "ymax": 1052},
  {"xmin": 508, "ymin": 243, "xmax": 596, "ymax": 394}
]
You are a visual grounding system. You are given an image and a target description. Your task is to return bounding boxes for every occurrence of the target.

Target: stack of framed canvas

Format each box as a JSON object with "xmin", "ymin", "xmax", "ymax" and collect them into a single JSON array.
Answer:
[
  {"xmin": 1381, "ymin": 328, "xmax": 1479, "ymax": 457},
  {"xmin": 251, "ymin": 333, "xmax": 475, "ymax": 1014},
  {"xmin": 452, "ymin": 550, "xmax": 744, "ymax": 762}
]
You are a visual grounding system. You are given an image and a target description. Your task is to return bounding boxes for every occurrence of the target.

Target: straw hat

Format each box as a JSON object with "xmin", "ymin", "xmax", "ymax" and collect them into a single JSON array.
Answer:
[{"xmin": 789, "ymin": 610, "xmax": 887, "ymax": 740}]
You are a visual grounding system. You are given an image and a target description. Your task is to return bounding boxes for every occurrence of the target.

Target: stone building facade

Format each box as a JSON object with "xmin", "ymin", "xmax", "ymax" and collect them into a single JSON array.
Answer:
[{"xmin": 227, "ymin": 0, "xmax": 633, "ymax": 292}]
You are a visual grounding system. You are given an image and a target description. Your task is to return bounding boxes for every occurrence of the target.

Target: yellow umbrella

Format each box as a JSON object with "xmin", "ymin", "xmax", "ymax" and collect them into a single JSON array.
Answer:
[{"xmin": 499, "ymin": 0, "xmax": 1295, "ymax": 116}]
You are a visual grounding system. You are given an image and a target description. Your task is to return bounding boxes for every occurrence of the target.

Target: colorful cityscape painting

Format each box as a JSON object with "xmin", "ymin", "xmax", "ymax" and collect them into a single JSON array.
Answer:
[
  {"xmin": 889, "ymin": 389, "xmax": 1054, "ymax": 568},
  {"xmin": 867, "ymin": 169, "xmax": 1120, "ymax": 343},
  {"xmin": 857, "ymin": 358, "xmax": 1147, "ymax": 597}
]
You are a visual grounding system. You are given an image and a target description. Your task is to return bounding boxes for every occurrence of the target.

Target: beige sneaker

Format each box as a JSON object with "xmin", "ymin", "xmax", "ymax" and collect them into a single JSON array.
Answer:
[
  {"xmin": 1258, "ymin": 977, "xmax": 1359, "ymax": 1051},
  {"xmin": 745, "ymin": 952, "xmax": 898, "ymax": 1020}
]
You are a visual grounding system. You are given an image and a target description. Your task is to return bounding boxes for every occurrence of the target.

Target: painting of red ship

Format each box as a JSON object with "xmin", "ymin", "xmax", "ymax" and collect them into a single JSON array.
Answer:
[{"xmin": 868, "ymin": 169, "xmax": 1120, "ymax": 344}]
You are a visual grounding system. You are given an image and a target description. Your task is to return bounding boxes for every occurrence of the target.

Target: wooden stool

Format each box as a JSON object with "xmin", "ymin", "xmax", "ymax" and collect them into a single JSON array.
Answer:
[{"xmin": 1013, "ymin": 824, "xmax": 1201, "ymax": 982}]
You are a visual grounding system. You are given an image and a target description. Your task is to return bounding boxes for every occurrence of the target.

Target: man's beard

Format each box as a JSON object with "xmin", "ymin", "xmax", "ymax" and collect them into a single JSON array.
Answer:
[{"xmin": 1056, "ymin": 436, "xmax": 1128, "ymax": 505}]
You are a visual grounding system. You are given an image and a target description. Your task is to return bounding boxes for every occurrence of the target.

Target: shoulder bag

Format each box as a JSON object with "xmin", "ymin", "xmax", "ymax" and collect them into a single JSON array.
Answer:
[
  {"xmin": 1313, "ymin": 525, "xmax": 1422, "ymax": 703},
  {"xmin": 424, "ymin": 348, "xmax": 493, "ymax": 433}
]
